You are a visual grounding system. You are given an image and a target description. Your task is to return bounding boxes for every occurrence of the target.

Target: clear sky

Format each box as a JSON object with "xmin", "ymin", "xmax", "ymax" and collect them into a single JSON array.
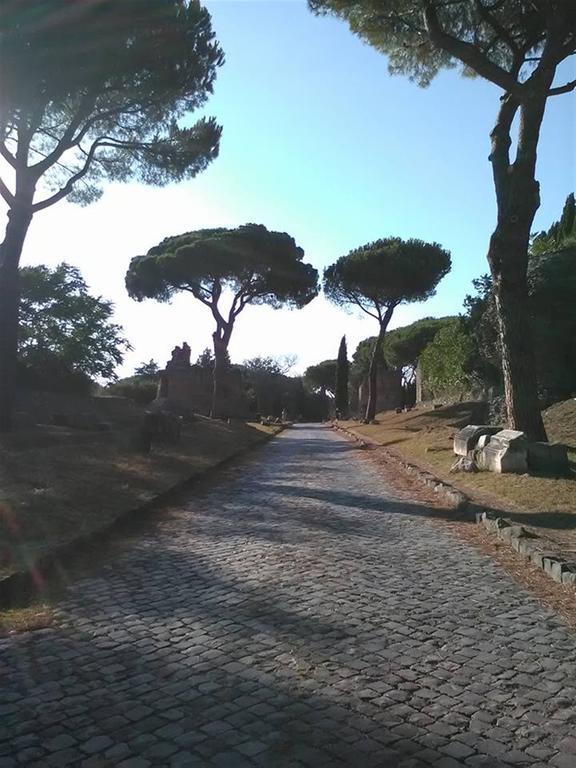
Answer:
[{"xmin": 14, "ymin": 0, "xmax": 576, "ymax": 377}]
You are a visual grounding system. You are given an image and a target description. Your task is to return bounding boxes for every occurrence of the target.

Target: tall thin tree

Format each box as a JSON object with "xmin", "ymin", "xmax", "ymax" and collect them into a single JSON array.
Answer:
[{"xmin": 335, "ymin": 335, "xmax": 349, "ymax": 418}]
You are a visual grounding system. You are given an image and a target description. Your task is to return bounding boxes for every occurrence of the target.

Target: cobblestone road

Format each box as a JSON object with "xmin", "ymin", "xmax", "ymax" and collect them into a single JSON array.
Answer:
[{"xmin": 2, "ymin": 425, "xmax": 576, "ymax": 768}]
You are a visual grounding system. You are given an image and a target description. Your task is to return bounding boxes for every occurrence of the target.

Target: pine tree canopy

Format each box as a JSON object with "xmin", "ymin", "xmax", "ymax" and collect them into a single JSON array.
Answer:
[
  {"xmin": 309, "ymin": 1, "xmax": 576, "ymax": 94},
  {"xmin": 0, "ymin": 0, "xmax": 224, "ymax": 209},
  {"xmin": 125, "ymin": 224, "xmax": 319, "ymax": 312},
  {"xmin": 323, "ymin": 237, "xmax": 451, "ymax": 319}
]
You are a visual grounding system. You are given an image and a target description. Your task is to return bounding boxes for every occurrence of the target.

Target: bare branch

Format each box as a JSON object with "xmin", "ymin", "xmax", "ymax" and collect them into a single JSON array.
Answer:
[
  {"xmin": 0, "ymin": 142, "xmax": 16, "ymax": 169},
  {"xmin": 30, "ymin": 139, "xmax": 104, "ymax": 212},
  {"xmin": 30, "ymin": 131, "xmax": 157, "ymax": 212},
  {"xmin": 345, "ymin": 291, "xmax": 380, "ymax": 321},
  {"xmin": 0, "ymin": 177, "xmax": 15, "ymax": 207},
  {"xmin": 29, "ymin": 95, "xmax": 148, "ymax": 176},
  {"xmin": 548, "ymin": 78, "xmax": 576, "ymax": 96},
  {"xmin": 31, "ymin": 92, "xmax": 97, "ymax": 176}
]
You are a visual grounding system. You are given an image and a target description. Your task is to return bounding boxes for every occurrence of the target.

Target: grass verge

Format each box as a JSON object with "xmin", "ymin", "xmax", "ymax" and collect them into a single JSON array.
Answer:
[
  {"xmin": 341, "ymin": 399, "xmax": 576, "ymax": 548},
  {"xmin": 0, "ymin": 417, "xmax": 281, "ymax": 631}
]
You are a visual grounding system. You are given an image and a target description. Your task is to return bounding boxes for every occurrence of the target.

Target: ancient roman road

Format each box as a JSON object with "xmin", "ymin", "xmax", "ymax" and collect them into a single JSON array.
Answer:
[{"xmin": 2, "ymin": 425, "xmax": 576, "ymax": 768}]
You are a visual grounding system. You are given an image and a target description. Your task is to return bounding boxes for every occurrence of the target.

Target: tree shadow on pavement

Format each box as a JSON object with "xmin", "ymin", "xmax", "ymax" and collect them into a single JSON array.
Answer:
[{"xmin": 0, "ymin": 537, "xmax": 524, "ymax": 768}]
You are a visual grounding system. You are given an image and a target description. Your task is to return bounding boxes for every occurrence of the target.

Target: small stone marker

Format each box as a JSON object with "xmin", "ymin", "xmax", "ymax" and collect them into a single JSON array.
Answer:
[
  {"xmin": 453, "ymin": 425, "xmax": 501, "ymax": 456},
  {"xmin": 476, "ymin": 429, "xmax": 527, "ymax": 474}
]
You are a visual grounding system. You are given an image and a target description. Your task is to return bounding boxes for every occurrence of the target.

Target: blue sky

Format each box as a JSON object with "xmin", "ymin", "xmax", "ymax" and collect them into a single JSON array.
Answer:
[{"xmin": 17, "ymin": 0, "xmax": 575, "ymax": 376}]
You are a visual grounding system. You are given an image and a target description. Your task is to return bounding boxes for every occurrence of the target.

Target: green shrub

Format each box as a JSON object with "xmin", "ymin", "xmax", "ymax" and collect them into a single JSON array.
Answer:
[
  {"xmin": 17, "ymin": 351, "xmax": 93, "ymax": 396},
  {"xmin": 107, "ymin": 376, "xmax": 158, "ymax": 405},
  {"xmin": 419, "ymin": 318, "xmax": 474, "ymax": 399}
]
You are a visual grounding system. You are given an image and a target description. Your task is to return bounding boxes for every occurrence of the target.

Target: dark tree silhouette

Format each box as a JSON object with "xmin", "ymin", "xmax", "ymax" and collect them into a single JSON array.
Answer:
[
  {"xmin": 532, "ymin": 192, "xmax": 576, "ymax": 254},
  {"xmin": 324, "ymin": 237, "xmax": 451, "ymax": 421},
  {"xmin": 310, "ymin": 0, "xmax": 576, "ymax": 439},
  {"xmin": 304, "ymin": 359, "xmax": 338, "ymax": 397},
  {"xmin": 134, "ymin": 360, "xmax": 160, "ymax": 377},
  {"xmin": 125, "ymin": 224, "xmax": 319, "ymax": 417},
  {"xmin": 19, "ymin": 263, "xmax": 129, "ymax": 382},
  {"xmin": 0, "ymin": 0, "xmax": 224, "ymax": 430},
  {"xmin": 196, "ymin": 347, "xmax": 215, "ymax": 370}
]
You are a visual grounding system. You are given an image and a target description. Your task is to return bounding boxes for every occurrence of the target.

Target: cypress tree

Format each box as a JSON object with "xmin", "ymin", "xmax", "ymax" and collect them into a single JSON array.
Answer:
[
  {"xmin": 559, "ymin": 193, "xmax": 576, "ymax": 243},
  {"xmin": 335, "ymin": 335, "xmax": 349, "ymax": 418}
]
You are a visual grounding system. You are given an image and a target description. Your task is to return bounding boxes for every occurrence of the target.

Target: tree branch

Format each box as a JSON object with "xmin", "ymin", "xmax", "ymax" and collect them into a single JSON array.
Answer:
[
  {"xmin": 208, "ymin": 282, "xmax": 228, "ymax": 331},
  {"xmin": 548, "ymin": 78, "xmax": 576, "ymax": 96},
  {"xmin": 381, "ymin": 302, "xmax": 397, "ymax": 331},
  {"xmin": 30, "ymin": 133, "xmax": 149, "ymax": 212},
  {"xmin": 345, "ymin": 291, "xmax": 380, "ymax": 321},
  {"xmin": 182, "ymin": 285, "xmax": 213, "ymax": 309},
  {"xmin": 489, "ymin": 92, "xmax": 519, "ymax": 213},
  {"xmin": 30, "ymin": 139, "xmax": 104, "ymax": 212},
  {"xmin": 31, "ymin": 92, "xmax": 98, "ymax": 176},
  {"xmin": 474, "ymin": 0, "xmax": 518, "ymax": 55},
  {"xmin": 229, "ymin": 290, "xmax": 242, "ymax": 321},
  {"xmin": 0, "ymin": 141, "xmax": 16, "ymax": 169},
  {"xmin": 231, "ymin": 288, "xmax": 259, "ymax": 320},
  {"xmin": 0, "ymin": 177, "xmax": 15, "ymax": 207},
  {"xmin": 423, "ymin": 1, "xmax": 520, "ymax": 92}
]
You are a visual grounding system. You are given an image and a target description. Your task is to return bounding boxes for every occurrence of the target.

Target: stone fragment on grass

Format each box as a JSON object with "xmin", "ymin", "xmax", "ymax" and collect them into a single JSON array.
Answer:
[
  {"xmin": 453, "ymin": 425, "xmax": 502, "ymax": 457},
  {"xmin": 450, "ymin": 456, "xmax": 477, "ymax": 473},
  {"xmin": 476, "ymin": 429, "xmax": 527, "ymax": 474}
]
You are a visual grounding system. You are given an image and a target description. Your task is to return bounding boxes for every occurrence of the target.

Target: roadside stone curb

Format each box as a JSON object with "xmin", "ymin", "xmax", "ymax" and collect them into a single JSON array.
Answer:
[
  {"xmin": 332, "ymin": 422, "xmax": 576, "ymax": 588},
  {"xmin": 0, "ymin": 426, "xmax": 284, "ymax": 608}
]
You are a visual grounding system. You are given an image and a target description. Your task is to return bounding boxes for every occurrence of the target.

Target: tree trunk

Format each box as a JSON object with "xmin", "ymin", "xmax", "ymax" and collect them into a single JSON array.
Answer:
[
  {"xmin": 487, "ymin": 88, "xmax": 552, "ymax": 442},
  {"xmin": 364, "ymin": 306, "xmax": 395, "ymax": 422},
  {"xmin": 364, "ymin": 328, "xmax": 384, "ymax": 422},
  {"xmin": 490, "ymin": 245, "xmax": 546, "ymax": 441},
  {"xmin": 0, "ymin": 206, "xmax": 33, "ymax": 432},
  {"xmin": 210, "ymin": 332, "xmax": 230, "ymax": 419}
]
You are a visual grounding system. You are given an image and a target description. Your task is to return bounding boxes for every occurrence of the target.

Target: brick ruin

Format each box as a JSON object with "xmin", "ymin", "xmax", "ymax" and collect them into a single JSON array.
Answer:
[
  {"xmin": 358, "ymin": 368, "xmax": 403, "ymax": 415},
  {"xmin": 156, "ymin": 343, "xmax": 249, "ymax": 417}
]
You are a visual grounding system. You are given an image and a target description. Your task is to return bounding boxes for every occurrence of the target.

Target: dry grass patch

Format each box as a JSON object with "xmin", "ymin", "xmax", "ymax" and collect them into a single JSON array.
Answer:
[
  {"xmin": 0, "ymin": 603, "xmax": 56, "ymax": 636},
  {"xmin": 0, "ymin": 416, "xmax": 280, "ymax": 582}
]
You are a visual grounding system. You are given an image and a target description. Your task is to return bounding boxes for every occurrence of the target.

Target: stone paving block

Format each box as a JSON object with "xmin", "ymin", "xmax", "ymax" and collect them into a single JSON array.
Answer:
[
  {"xmin": 15, "ymin": 747, "xmax": 44, "ymax": 764},
  {"xmin": 170, "ymin": 752, "xmax": 206, "ymax": 767},
  {"xmin": 104, "ymin": 743, "xmax": 131, "ymax": 761},
  {"xmin": 212, "ymin": 751, "xmax": 254, "ymax": 768},
  {"xmin": 117, "ymin": 759, "xmax": 151, "ymax": 768},
  {"xmin": 80, "ymin": 736, "xmax": 114, "ymax": 755},
  {"xmin": 46, "ymin": 748, "xmax": 83, "ymax": 766}
]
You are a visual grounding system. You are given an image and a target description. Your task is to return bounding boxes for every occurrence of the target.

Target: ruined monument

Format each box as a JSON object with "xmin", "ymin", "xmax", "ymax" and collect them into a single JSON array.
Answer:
[
  {"xmin": 156, "ymin": 343, "xmax": 248, "ymax": 417},
  {"xmin": 358, "ymin": 368, "xmax": 403, "ymax": 416}
]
